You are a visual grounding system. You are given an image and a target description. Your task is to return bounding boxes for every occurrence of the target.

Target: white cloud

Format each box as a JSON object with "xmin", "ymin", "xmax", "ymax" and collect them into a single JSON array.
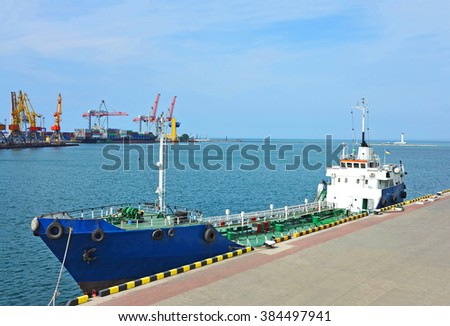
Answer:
[{"xmin": 0, "ymin": 0, "xmax": 349, "ymax": 63}]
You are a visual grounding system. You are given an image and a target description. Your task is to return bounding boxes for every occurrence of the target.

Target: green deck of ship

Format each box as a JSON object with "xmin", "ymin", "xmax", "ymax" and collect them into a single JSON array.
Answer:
[
  {"xmin": 215, "ymin": 208, "xmax": 345, "ymax": 247},
  {"xmin": 102, "ymin": 204, "xmax": 346, "ymax": 248}
]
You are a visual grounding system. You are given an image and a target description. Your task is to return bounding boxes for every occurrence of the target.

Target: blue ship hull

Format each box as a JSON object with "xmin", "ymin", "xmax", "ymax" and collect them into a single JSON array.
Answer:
[
  {"xmin": 34, "ymin": 218, "xmax": 243, "ymax": 294},
  {"xmin": 377, "ymin": 183, "xmax": 407, "ymax": 208},
  {"xmin": 33, "ymin": 185, "xmax": 407, "ymax": 296}
]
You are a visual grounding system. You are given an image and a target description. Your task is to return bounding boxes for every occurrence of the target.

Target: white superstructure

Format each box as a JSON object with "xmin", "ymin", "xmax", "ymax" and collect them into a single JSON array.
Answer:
[{"xmin": 323, "ymin": 98, "xmax": 407, "ymax": 213}]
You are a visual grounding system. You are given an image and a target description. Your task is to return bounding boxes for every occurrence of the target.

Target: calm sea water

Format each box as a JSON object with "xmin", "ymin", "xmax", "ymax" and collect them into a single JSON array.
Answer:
[{"xmin": 0, "ymin": 139, "xmax": 449, "ymax": 306}]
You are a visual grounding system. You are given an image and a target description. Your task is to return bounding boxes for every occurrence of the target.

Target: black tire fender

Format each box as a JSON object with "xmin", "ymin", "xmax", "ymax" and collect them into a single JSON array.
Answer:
[
  {"xmin": 204, "ymin": 228, "xmax": 216, "ymax": 243},
  {"xmin": 152, "ymin": 229, "xmax": 164, "ymax": 240},
  {"xmin": 46, "ymin": 221, "xmax": 64, "ymax": 240},
  {"xmin": 91, "ymin": 228, "xmax": 105, "ymax": 242}
]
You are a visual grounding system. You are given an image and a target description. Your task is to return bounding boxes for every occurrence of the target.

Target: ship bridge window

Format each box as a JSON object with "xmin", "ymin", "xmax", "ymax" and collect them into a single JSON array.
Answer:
[
  {"xmin": 347, "ymin": 163, "xmax": 352, "ymax": 168},
  {"xmin": 341, "ymin": 162, "xmax": 346, "ymax": 168},
  {"xmin": 361, "ymin": 163, "xmax": 366, "ymax": 168},
  {"xmin": 354, "ymin": 163, "xmax": 360, "ymax": 168}
]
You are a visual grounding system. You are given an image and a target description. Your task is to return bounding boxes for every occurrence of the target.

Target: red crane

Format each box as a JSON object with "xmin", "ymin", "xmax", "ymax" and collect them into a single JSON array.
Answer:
[
  {"xmin": 150, "ymin": 93, "xmax": 160, "ymax": 123},
  {"xmin": 167, "ymin": 96, "xmax": 177, "ymax": 122},
  {"xmin": 167, "ymin": 96, "xmax": 180, "ymax": 127},
  {"xmin": 133, "ymin": 93, "xmax": 160, "ymax": 132},
  {"xmin": 82, "ymin": 100, "xmax": 128, "ymax": 130},
  {"xmin": 166, "ymin": 96, "xmax": 180, "ymax": 142}
]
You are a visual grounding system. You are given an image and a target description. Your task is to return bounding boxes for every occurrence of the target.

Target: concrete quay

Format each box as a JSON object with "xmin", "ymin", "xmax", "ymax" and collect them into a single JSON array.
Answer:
[{"xmin": 85, "ymin": 193, "xmax": 450, "ymax": 306}]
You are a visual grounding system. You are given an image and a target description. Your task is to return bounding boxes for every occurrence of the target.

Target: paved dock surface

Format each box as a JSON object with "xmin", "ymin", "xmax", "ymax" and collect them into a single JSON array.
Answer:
[{"xmin": 87, "ymin": 195, "xmax": 450, "ymax": 306}]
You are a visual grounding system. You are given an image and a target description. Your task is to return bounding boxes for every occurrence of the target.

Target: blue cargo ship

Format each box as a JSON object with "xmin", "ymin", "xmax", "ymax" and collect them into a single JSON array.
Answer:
[{"xmin": 31, "ymin": 100, "xmax": 407, "ymax": 298}]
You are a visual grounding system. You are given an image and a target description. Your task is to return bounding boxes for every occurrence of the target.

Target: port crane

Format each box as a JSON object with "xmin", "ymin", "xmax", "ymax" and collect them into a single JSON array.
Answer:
[
  {"xmin": 7, "ymin": 91, "xmax": 43, "ymax": 143},
  {"xmin": 7, "ymin": 92, "xmax": 26, "ymax": 143},
  {"xmin": 133, "ymin": 93, "xmax": 160, "ymax": 133},
  {"xmin": 82, "ymin": 100, "xmax": 128, "ymax": 133},
  {"xmin": 166, "ymin": 96, "xmax": 180, "ymax": 142},
  {"xmin": 20, "ymin": 91, "xmax": 43, "ymax": 143},
  {"xmin": 50, "ymin": 94, "xmax": 64, "ymax": 143}
]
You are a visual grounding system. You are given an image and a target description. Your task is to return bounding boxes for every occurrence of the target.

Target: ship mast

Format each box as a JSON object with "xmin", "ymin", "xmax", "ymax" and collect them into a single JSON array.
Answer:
[
  {"xmin": 155, "ymin": 113, "xmax": 167, "ymax": 214},
  {"xmin": 352, "ymin": 97, "xmax": 368, "ymax": 147}
]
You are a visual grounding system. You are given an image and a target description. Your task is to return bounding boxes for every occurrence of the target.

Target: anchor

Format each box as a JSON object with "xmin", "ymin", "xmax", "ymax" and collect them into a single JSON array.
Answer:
[{"xmin": 82, "ymin": 248, "xmax": 97, "ymax": 264}]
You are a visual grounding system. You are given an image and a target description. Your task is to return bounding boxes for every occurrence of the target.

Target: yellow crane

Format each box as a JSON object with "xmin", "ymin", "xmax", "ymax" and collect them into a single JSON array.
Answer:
[
  {"xmin": 7, "ymin": 91, "xmax": 26, "ymax": 143},
  {"xmin": 9, "ymin": 92, "xmax": 20, "ymax": 130},
  {"xmin": 50, "ymin": 93, "xmax": 64, "ymax": 143},
  {"xmin": 19, "ymin": 91, "xmax": 43, "ymax": 142},
  {"xmin": 6, "ymin": 91, "xmax": 43, "ymax": 143}
]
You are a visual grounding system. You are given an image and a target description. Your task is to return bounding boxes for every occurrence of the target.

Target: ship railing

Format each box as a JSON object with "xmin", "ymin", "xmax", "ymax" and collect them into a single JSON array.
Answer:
[
  {"xmin": 201, "ymin": 201, "xmax": 333, "ymax": 227},
  {"xmin": 39, "ymin": 201, "xmax": 157, "ymax": 219},
  {"xmin": 39, "ymin": 201, "xmax": 333, "ymax": 227}
]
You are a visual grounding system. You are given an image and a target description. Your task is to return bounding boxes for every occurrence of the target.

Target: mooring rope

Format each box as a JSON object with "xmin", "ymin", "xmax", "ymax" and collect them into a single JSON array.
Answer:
[{"xmin": 48, "ymin": 227, "xmax": 73, "ymax": 306}]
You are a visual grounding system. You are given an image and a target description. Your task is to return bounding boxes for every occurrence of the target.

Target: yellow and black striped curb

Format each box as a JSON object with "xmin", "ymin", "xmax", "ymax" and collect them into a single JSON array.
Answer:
[
  {"xmin": 271, "ymin": 212, "xmax": 369, "ymax": 245},
  {"xmin": 66, "ymin": 294, "xmax": 89, "ymax": 306},
  {"xmin": 97, "ymin": 246, "xmax": 253, "ymax": 298},
  {"xmin": 270, "ymin": 189, "xmax": 449, "ymax": 245},
  {"xmin": 377, "ymin": 189, "xmax": 450, "ymax": 212},
  {"xmin": 380, "ymin": 194, "xmax": 432, "ymax": 212},
  {"xmin": 66, "ymin": 247, "xmax": 253, "ymax": 305}
]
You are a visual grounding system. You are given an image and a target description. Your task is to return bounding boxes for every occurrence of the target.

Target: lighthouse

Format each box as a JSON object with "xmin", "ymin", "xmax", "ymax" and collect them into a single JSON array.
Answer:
[{"xmin": 394, "ymin": 132, "xmax": 406, "ymax": 145}]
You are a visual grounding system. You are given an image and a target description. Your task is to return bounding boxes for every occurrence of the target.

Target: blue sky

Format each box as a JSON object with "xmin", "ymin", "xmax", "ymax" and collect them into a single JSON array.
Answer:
[{"xmin": 1, "ymin": 0, "xmax": 449, "ymax": 141}]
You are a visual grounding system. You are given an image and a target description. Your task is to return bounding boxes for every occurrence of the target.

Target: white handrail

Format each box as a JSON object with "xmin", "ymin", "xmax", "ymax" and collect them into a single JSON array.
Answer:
[
  {"xmin": 204, "ymin": 201, "xmax": 332, "ymax": 225},
  {"xmin": 38, "ymin": 201, "xmax": 333, "ymax": 227}
]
